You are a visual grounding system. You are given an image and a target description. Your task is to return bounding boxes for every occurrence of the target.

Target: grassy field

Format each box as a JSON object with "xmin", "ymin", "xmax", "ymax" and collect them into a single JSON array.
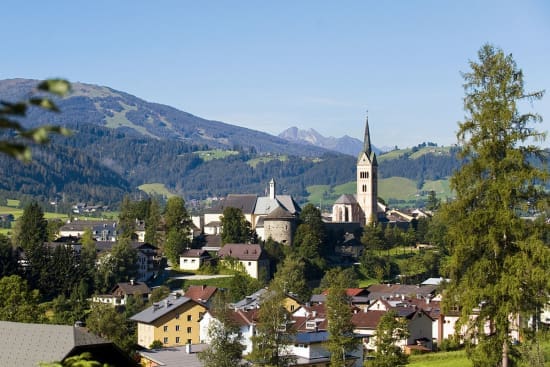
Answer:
[
  {"xmin": 138, "ymin": 183, "xmax": 176, "ymax": 198},
  {"xmin": 408, "ymin": 350, "xmax": 471, "ymax": 367},
  {"xmin": 195, "ymin": 149, "xmax": 239, "ymax": 161},
  {"xmin": 306, "ymin": 177, "xmax": 453, "ymax": 208},
  {"xmin": 246, "ymin": 155, "xmax": 288, "ymax": 168}
]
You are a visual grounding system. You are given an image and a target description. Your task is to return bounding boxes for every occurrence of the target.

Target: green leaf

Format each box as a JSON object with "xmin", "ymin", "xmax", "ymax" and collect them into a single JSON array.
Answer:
[
  {"xmin": 37, "ymin": 79, "xmax": 71, "ymax": 96},
  {"xmin": 29, "ymin": 98, "xmax": 60, "ymax": 112}
]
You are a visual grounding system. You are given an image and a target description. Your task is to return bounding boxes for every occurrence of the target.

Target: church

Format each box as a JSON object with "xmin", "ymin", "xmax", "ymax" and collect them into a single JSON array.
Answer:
[{"xmin": 332, "ymin": 116, "xmax": 383, "ymax": 226}]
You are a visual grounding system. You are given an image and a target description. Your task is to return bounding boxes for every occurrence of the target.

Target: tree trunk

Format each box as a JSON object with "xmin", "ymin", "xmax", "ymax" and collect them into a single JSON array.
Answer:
[{"xmin": 502, "ymin": 339, "xmax": 508, "ymax": 367}]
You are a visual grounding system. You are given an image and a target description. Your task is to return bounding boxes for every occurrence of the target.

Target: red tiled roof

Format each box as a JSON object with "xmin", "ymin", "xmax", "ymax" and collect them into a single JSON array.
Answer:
[
  {"xmin": 351, "ymin": 310, "xmax": 386, "ymax": 329},
  {"xmin": 184, "ymin": 285, "xmax": 218, "ymax": 304}
]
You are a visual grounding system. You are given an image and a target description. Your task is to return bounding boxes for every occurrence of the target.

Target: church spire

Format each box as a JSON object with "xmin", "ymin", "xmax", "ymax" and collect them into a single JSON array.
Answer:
[{"xmin": 363, "ymin": 112, "xmax": 372, "ymax": 157}]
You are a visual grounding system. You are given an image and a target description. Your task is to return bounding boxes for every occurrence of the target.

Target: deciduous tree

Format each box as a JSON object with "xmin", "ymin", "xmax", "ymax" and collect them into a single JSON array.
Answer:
[
  {"xmin": 220, "ymin": 207, "xmax": 253, "ymax": 245},
  {"xmin": 198, "ymin": 292, "xmax": 245, "ymax": 367},
  {"xmin": 442, "ymin": 44, "xmax": 549, "ymax": 367}
]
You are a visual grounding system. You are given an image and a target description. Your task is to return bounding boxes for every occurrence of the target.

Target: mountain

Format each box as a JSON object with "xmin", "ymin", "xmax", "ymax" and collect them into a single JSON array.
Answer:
[
  {"xmin": 278, "ymin": 126, "xmax": 381, "ymax": 156},
  {"xmin": 0, "ymin": 78, "xmax": 478, "ymax": 207},
  {"xmin": 0, "ymin": 79, "xmax": 328, "ymax": 157}
]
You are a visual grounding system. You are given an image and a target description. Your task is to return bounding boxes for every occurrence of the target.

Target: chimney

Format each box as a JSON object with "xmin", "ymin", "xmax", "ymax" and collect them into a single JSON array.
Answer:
[
  {"xmin": 185, "ymin": 344, "xmax": 192, "ymax": 354},
  {"xmin": 130, "ymin": 279, "xmax": 134, "ymax": 286}
]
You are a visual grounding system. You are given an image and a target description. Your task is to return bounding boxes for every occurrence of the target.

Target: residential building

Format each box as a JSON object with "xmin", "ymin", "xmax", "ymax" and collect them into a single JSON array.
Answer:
[
  {"xmin": 179, "ymin": 249, "xmax": 211, "ymax": 271},
  {"xmin": 218, "ymin": 243, "xmax": 269, "ymax": 280},
  {"xmin": 184, "ymin": 285, "xmax": 219, "ymax": 308},
  {"xmin": 131, "ymin": 294, "xmax": 208, "ymax": 349},
  {"xmin": 92, "ymin": 280, "xmax": 151, "ymax": 307}
]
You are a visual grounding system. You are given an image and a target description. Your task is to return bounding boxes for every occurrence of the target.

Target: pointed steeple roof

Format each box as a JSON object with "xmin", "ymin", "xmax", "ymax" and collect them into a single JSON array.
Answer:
[{"xmin": 363, "ymin": 114, "xmax": 372, "ymax": 157}]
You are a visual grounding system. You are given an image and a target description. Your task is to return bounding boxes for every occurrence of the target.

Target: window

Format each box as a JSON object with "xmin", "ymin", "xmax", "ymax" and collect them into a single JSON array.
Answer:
[
  {"xmin": 175, "ymin": 325, "xmax": 180, "ymax": 331},
  {"xmin": 163, "ymin": 325, "xmax": 168, "ymax": 332},
  {"xmin": 163, "ymin": 337, "xmax": 168, "ymax": 344},
  {"xmin": 187, "ymin": 339, "xmax": 192, "ymax": 344},
  {"xmin": 248, "ymin": 262, "xmax": 251, "ymax": 266},
  {"xmin": 187, "ymin": 315, "xmax": 192, "ymax": 321},
  {"xmin": 175, "ymin": 313, "xmax": 180, "ymax": 319},
  {"xmin": 187, "ymin": 327, "xmax": 192, "ymax": 333},
  {"xmin": 176, "ymin": 337, "xmax": 180, "ymax": 343}
]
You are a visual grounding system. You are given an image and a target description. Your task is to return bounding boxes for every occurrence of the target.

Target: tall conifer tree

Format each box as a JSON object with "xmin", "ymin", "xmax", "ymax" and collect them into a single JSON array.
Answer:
[{"xmin": 442, "ymin": 44, "xmax": 549, "ymax": 367}]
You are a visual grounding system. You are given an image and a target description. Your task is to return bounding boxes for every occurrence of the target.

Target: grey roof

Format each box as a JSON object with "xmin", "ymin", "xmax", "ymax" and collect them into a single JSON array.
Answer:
[
  {"xmin": 213, "ymin": 194, "xmax": 258, "ymax": 214},
  {"xmin": 138, "ymin": 344, "xmax": 209, "ymax": 367},
  {"xmin": 334, "ymin": 194, "xmax": 357, "ymax": 204},
  {"xmin": 230, "ymin": 288, "xmax": 269, "ymax": 310},
  {"xmin": 254, "ymin": 195, "xmax": 300, "ymax": 216},
  {"xmin": 130, "ymin": 295, "xmax": 195, "ymax": 324},
  {"xmin": 265, "ymin": 206, "xmax": 296, "ymax": 219},
  {"xmin": 294, "ymin": 331, "xmax": 329, "ymax": 344},
  {"xmin": 0, "ymin": 321, "xmax": 109, "ymax": 367}
]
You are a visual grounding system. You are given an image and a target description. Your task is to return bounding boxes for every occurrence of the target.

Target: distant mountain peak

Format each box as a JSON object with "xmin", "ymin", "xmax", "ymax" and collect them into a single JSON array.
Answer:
[{"xmin": 279, "ymin": 126, "xmax": 380, "ymax": 157}]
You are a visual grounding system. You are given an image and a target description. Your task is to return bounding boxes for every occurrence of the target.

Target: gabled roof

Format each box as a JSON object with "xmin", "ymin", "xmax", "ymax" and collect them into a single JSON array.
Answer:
[
  {"xmin": 211, "ymin": 194, "xmax": 258, "ymax": 214},
  {"xmin": 180, "ymin": 249, "xmax": 210, "ymax": 258},
  {"xmin": 0, "ymin": 321, "xmax": 137, "ymax": 367},
  {"xmin": 130, "ymin": 295, "xmax": 204, "ymax": 324},
  {"xmin": 218, "ymin": 243, "xmax": 264, "ymax": 261},
  {"xmin": 112, "ymin": 281, "xmax": 151, "ymax": 296},
  {"xmin": 184, "ymin": 285, "xmax": 218, "ymax": 304},
  {"xmin": 230, "ymin": 288, "xmax": 269, "ymax": 310},
  {"xmin": 351, "ymin": 310, "xmax": 386, "ymax": 329}
]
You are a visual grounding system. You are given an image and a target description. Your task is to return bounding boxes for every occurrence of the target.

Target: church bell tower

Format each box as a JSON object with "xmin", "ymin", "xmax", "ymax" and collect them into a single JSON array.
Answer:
[{"xmin": 356, "ymin": 114, "xmax": 378, "ymax": 225}]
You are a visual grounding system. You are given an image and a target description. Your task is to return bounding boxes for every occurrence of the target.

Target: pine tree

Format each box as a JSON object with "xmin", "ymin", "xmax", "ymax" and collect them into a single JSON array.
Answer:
[
  {"xmin": 247, "ymin": 286, "xmax": 295, "ymax": 366},
  {"xmin": 368, "ymin": 310, "xmax": 409, "ymax": 367},
  {"xmin": 442, "ymin": 44, "xmax": 549, "ymax": 367},
  {"xmin": 325, "ymin": 271, "xmax": 360, "ymax": 366}
]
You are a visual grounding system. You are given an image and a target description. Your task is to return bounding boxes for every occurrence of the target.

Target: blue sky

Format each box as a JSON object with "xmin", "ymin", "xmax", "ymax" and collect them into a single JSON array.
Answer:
[{"xmin": 2, "ymin": 1, "xmax": 549, "ymax": 149}]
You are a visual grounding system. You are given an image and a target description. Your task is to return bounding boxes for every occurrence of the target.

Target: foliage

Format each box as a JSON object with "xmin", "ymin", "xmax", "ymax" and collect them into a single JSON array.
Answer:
[
  {"xmin": 0, "ymin": 274, "xmax": 44, "ymax": 322},
  {"xmin": 86, "ymin": 303, "xmax": 135, "ymax": 354},
  {"xmin": 163, "ymin": 196, "xmax": 192, "ymax": 264},
  {"xmin": 0, "ymin": 234, "xmax": 18, "ymax": 277},
  {"xmin": 149, "ymin": 340, "xmax": 163, "ymax": 350},
  {"xmin": 149, "ymin": 285, "xmax": 170, "ymax": 304},
  {"xmin": 144, "ymin": 197, "xmax": 161, "ymax": 246},
  {"xmin": 0, "ymin": 79, "xmax": 71, "ymax": 161},
  {"xmin": 441, "ymin": 44, "xmax": 549, "ymax": 367},
  {"xmin": 94, "ymin": 238, "xmax": 138, "ymax": 293},
  {"xmin": 198, "ymin": 291, "xmax": 245, "ymax": 367},
  {"xmin": 40, "ymin": 352, "xmax": 110, "ymax": 367},
  {"xmin": 247, "ymin": 286, "xmax": 296, "ymax": 367},
  {"xmin": 228, "ymin": 272, "xmax": 263, "ymax": 302},
  {"xmin": 367, "ymin": 310, "xmax": 409, "ymax": 367},
  {"xmin": 325, "ymin": 270, "xmax": 360, "ymax": 366},
  {"xmin": 271, "ymin": 256, "xmax": 310, "ymax": 303},
  {"xmin": 220, "ymin": 206, "xmax": 253, "ymax": 245}
]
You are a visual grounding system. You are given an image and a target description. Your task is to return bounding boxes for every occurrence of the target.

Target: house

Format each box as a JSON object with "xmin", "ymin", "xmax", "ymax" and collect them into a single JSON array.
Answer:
[
  {"xmin": 137, "ymin": 343, "xmax": 209, "ymax": 367},
  {"xmin": 59, "ymin": 219, "xmax": 119, "ymax": 241},
  {"xmin": 179, "ymin": 249, "xmax": 211, "ymax": 271},
  {"xmin": 351, "ymin": 310, "xmax": 386, "ymax": 354},
  {"xmin": 218, "ymin": 243, "xmax": 269, "ymax": 280},
  {"xmin": 290, "ymin": 303, "xmax": 363, "ymax": 366},
  {"xmin": 199, "ymin": 308, "xmax": 256, "ymax": 354},
  {"xmin": 93, "ymin": 280, "xmax": 151, "ymax": 307},
  {"xmin": 0, "ymin": 321, "xmax": 138, "ymax": 367},
  {"xmin": 184, "ymin": 285, "xmax": 219, "ymax": 308},
  {"xmin": 367, "ymin": 298, "xmax": 434, "ymax": 352},
  {"xmin": 131, "ymin": 294, "xmax": 208, "ymax": 348},
  {"xmin": 95, "ymin": 241, "xmax": 160, "ymax": 282},
  {"xmin": 0, "ymin": 213, "xmax": 14, "ymax": 228}
]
